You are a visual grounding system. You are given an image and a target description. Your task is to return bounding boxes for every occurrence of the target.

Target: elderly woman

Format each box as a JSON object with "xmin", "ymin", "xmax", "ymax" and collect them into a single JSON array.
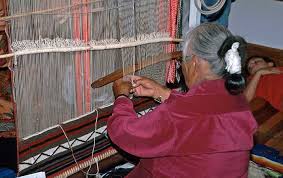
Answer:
[{"xmin": 107, "ymin": 23, "xmax": 257, "ymax": 178}]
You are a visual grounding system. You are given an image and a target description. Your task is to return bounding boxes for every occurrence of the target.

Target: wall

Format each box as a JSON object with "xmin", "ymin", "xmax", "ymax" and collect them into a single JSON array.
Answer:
[{"xmin": 229, "ymin": 0, "xmax": 283, "ymax": 49}]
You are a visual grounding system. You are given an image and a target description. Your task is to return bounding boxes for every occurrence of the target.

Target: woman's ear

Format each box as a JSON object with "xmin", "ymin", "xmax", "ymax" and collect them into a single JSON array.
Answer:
[
  {"xmin": 268, "ymin": 62, "xmax": 274, "ymax": 67},
  {"xmin": 188, "ymin": 57, "xmax": 199, "ymax": 78},
  {"xmin": 191, "ymin": 57, "xmax": 197, "ymax": 68}
]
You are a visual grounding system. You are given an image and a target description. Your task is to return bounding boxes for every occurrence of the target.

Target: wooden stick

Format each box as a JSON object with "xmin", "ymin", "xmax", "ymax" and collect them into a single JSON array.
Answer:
[
  {"xmin": 91, "ymin": 51, "xmax": 182, "ymax": 89},
  {"xmin": 0, "ymin": 0, "xmax": 102, "ymax": 21},
  {"xmin": 0, "ymin": 38, "xmax": 183, "ymax": 59}
]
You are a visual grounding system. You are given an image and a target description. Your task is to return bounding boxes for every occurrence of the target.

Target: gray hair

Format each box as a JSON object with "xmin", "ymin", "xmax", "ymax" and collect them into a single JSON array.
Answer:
[{"xmin": 183, "ymin": 23, "xmax": 232, "ymax": 76}]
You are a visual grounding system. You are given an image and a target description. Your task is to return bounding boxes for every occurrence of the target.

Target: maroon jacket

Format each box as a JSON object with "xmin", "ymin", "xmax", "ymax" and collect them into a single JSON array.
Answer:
[{"xmin": 108, "ymin": 79, "xmax": 257, "ymax": 178}]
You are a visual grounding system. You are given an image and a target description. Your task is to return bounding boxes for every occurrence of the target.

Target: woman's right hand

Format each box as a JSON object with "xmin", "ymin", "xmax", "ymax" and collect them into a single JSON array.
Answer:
[{"xmin": 130, "ymin": 76, "xmax": 171, "ymax": 102}]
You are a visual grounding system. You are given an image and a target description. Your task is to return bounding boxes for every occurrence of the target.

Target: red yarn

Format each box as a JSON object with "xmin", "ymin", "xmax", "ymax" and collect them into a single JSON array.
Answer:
[
  {"xmin": 165, "ymin": 0, "xmax": 179, "ymax": 83},
  {"xmin": 166, "ymin": 60, "xmax": 177, "ymax": 83}
]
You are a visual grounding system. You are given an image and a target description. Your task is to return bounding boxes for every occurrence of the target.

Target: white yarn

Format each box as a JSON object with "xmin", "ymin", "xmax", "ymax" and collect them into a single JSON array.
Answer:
[
  {"xmin": 11, "ymin": 32, "xmax": 173, "ymax": 53},
  {"xmin": 0, "ymin": 32, "xmax": 183, "ymax": 59},
  {"xmin": 59, "ymin": 108, "xmax": 102, "ymax": 178},
  {"xmin": 11, "ymin": 37, "xmax": 87, "ymax": 52},
  {"xmin": 224, "ymin": 42, "xmax": 241, "ymax": 74}
]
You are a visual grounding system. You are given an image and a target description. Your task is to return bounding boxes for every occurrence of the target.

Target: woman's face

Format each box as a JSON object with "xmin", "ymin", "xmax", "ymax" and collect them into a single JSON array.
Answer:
[{"xmin": 247, "ymin": 57, "xmax": 269, "ymax": 75}]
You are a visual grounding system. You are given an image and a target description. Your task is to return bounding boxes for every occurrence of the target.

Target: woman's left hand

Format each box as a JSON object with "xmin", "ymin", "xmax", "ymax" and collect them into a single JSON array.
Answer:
[
  {"xmin": 112, "ymin": 78, "xmax": 132, "ymax": 98},
  {"xmin": 256, "ymin": 67, "xmax": 281, "ymax": 76}
]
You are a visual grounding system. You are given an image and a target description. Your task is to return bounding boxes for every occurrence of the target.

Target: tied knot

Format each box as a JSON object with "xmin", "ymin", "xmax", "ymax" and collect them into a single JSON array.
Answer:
[{"xmin": 224, "ymin": 42, "xmax": 241, "ymax": 74}]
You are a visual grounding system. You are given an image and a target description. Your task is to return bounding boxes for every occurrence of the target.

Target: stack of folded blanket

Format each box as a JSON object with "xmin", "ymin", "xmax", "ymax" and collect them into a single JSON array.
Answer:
[{"xmin": 251, "ymin": 144, "xmax": 283, "ymax": 178}]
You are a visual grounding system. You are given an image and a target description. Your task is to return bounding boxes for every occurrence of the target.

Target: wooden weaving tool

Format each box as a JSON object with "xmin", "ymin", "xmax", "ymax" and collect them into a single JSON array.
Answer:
[{"xmin": 91, "ymin": 51, "xmax": 182, "ymax": 89}]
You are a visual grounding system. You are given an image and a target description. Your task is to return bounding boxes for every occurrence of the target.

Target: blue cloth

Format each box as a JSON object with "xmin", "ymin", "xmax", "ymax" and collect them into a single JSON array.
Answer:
[
  {"xmin": 0, "ymin": 168, "xmax": 16, "ymax": 178},
  {"xmin": 251, "ymin": 144, "xmax": 283, "ymax": 164},
  {"xmin": 200, "ymin": 0, "xmax": 234, "ymax": 27}
]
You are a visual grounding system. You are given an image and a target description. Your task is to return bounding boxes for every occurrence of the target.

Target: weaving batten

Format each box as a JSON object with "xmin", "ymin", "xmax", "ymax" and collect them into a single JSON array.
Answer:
[{"xmin": 91, "ymin": 51, "xmax": 182, "ymax": 88}]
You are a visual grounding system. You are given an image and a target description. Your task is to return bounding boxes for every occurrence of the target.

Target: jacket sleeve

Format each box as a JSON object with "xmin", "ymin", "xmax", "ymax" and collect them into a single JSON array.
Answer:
[{"xmin": 107, "ymin": 97, "xmax": 177, "ymax": 158}]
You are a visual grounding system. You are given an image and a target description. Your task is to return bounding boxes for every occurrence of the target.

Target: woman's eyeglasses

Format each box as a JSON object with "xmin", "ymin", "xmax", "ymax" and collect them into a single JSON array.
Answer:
[{"xmin": 182, "ymin": 55, "xmax": 193, "ymax": 62}]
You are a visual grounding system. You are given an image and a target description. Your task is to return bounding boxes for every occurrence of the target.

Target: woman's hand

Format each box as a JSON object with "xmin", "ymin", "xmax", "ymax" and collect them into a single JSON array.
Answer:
[
  {"xmin": 112, "ymin": 78, "xmax": 132, "ymax": 99},
  {"xmin": 130, "ymin": 76, "xmax": 171, "ymax": 102},
  {"xmin": 256, "ymin": 67, "xmax": 281, "ymax": 76},
  {"xmin": 244, "ymin": 67, "xmax": 282, "ymax": 102}
]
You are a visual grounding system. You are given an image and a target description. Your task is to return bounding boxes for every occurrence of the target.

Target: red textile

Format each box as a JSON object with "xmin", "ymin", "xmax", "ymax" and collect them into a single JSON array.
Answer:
[
  {"xmin": 255, "ymin": 67, "xmax": 283, "ymax": 111},
  {"xmin": 108, "ymin": 79, "xmax": 257, "ymax": 178}
]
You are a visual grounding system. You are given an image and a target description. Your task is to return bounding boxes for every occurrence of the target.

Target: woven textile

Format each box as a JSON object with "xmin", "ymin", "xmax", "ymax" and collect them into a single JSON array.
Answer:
[{"xmin": 18, "ymin": 98, "xmax": 157, "ymax": 177}]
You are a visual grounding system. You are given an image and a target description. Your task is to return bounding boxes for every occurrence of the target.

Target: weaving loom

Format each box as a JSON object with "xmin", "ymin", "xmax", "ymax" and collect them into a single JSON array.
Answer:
[
  {"xmin": 2, "ymin": 0, "xmax": 282, "ymax": 177},
  {"xmin": 3, "ymin": 0, "xmax": 184, "ymax": 177}
]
